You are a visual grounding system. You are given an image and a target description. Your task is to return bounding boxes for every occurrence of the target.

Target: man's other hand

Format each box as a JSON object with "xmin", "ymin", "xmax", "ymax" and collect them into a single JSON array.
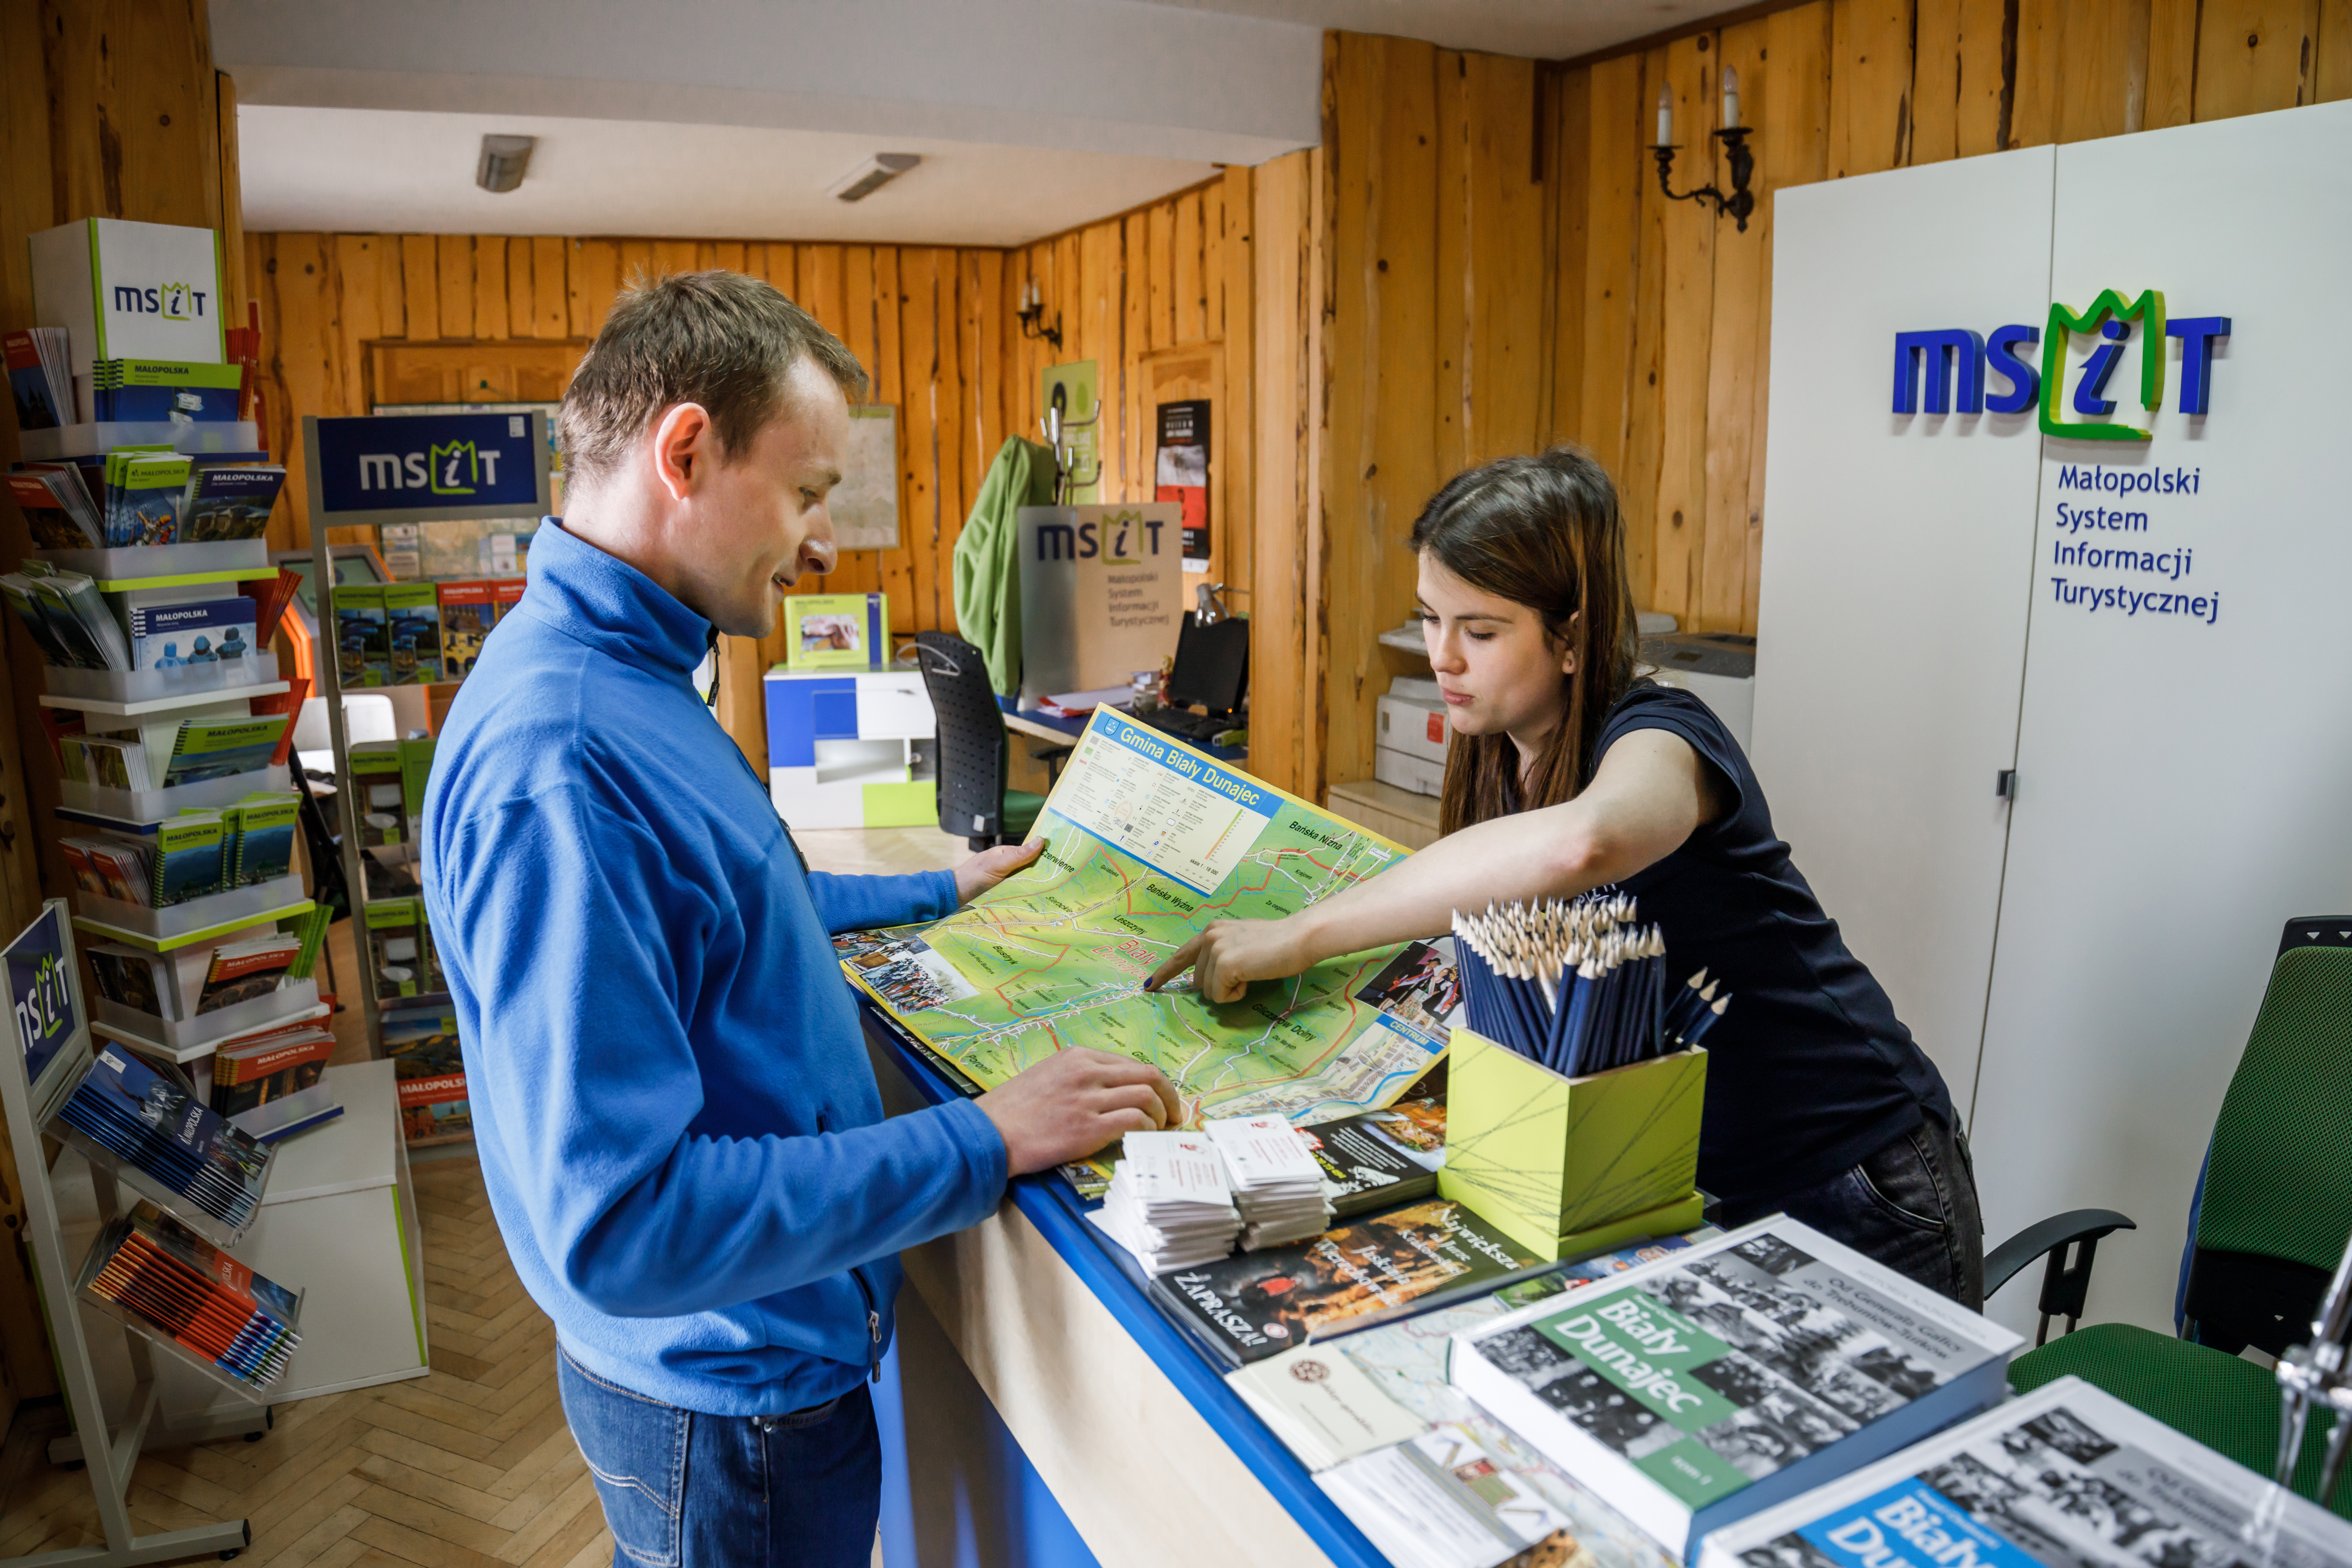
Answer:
[
  {"xmin": 954, "ymin": 838, "xmax": 1044, "ymax": 906},
  {"xmin": 976, "ymin": 1047, "xmax": 1182, "ymax": 1176}
]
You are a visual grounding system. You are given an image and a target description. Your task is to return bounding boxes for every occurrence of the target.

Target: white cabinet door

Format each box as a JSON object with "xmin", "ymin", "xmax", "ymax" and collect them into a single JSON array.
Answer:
[
  {"xmin": 855, "ymin": 673, "xmax": 936, "ymax": 741},
  {"xmin": 1751, "ymin": 148, "xmax": 2054, "ymax": 1115},
  {"xmin": 1971, "ymin": 101, "xmax": 2352, "ymax": 1337}
]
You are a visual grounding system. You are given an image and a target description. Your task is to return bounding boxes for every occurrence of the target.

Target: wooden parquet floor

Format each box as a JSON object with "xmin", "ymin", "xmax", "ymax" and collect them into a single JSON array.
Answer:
[{"xmin": 0, "ymin": 1157, "xmax": 616, "ymax": 1568}]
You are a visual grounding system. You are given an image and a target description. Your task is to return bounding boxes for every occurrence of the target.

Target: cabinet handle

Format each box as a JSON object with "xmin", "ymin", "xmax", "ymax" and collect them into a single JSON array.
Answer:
[{"xmin": 1996, "ymin": 769, "xmax": 2017, "ymax": 800}]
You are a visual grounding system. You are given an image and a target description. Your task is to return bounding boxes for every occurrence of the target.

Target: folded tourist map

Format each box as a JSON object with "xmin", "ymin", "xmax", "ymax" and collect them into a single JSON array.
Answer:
[{"xmin": 840, "ymin": 708, "xmax": 1460, "ymax": 1134}]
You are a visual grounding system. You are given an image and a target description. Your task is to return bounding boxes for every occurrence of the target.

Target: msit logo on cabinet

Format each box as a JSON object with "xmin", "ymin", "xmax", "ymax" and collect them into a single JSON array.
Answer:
[{"xmin": 1892, "ymin": 290, "xmax": 2230, "ymax": 439}]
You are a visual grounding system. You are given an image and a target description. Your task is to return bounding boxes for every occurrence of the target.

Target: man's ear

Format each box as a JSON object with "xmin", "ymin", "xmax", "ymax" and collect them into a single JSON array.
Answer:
[{"xmin": 651, "ymin": 403, "xmax": 714, "ymax": 503}]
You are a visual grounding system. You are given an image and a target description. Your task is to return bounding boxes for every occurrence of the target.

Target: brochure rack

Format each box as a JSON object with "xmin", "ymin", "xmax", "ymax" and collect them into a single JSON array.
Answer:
[
  {"xmin": 299, "ymin": 412, "xmax": 551, "ymax": 1133},
  {"xmin": 0, "ymin": 901, "xmax": 257, "ymax": 1566}
]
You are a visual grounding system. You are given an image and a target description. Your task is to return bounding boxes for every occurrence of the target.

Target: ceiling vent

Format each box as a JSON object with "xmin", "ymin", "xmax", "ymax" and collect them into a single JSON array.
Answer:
[{"xmin": 828, "ymin": 153, "xmax": 920, "ymax": 203}]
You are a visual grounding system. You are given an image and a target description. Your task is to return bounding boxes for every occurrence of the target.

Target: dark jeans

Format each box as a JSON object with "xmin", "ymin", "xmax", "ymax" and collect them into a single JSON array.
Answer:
[
  {"xmin": 556, "ymin": 1347, "xmax": 880, "ymax": 1568},
  {"xmin": 1718, "ymin": 1110, "xmax": 1986, "ymax": 1310}
]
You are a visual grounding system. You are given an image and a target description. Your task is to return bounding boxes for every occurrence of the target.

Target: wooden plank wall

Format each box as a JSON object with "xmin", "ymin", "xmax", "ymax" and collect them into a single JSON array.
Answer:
[
  {"xmin": 0, "ymin": 0, "xmax": 246, "ymax": 1405},
  {"xmin": 999, "ymin": 166, "xmax": 1258, "ymax": 650},
  {"xmin": 1316, "ymin": 2, "xmax": 2351, "ymax": 794},
  {"xmin": 246, "ymin": 174, "xmax": 1242, "ymax": 771},
  {"xmin": 248, "ymin": 232, "xmax": 1005, "ymax": 764}
]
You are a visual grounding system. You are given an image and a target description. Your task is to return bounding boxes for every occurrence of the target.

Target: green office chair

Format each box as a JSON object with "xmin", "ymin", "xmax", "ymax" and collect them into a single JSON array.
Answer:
[
  {"xmin": 1985, "ymin": 919, "xmax": 2352, "ymax": 1514},
  {"xmin": 914, "ymin": 632, "xmax": 1045, "ymax": 851}
]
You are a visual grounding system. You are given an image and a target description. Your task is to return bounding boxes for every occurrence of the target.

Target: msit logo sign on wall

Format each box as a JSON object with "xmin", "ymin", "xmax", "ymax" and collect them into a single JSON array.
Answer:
[
  {"xmin": 309, "ymin": 411, "xmax": 547, "ymax": 522},
  {"xmin": 1892, "ymin": 291, "xmax": 2230, "ymax": 439}
]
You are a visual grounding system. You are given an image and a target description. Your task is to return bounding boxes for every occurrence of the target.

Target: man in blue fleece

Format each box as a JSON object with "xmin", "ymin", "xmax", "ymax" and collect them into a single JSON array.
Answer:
[{"xmin": 422, "ymin": 272, "xmax": 1178, "ymax": 1568}]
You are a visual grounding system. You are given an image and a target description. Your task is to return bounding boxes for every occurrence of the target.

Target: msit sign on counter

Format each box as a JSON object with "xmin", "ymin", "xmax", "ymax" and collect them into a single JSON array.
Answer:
[
  {"xmin": 1891, "ymin": 289, "xmax": 2231, "ymax": 437},
  {"xmin": 304, "ymin": 411, "xmax": 553, "ymax": 527}
]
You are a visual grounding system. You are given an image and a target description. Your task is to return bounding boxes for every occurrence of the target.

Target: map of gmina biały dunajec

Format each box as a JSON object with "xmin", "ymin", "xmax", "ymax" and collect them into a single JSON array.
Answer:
[{"xmin": 838, "ymin": 709, "xmax": 1464, "ymax": 1130}]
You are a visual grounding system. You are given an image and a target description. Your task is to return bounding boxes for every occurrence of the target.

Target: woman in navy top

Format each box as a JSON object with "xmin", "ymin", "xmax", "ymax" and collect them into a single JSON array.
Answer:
[{"xmin": 1151, "ymin": 448, "xmax": 1984, "ymax": 1306}]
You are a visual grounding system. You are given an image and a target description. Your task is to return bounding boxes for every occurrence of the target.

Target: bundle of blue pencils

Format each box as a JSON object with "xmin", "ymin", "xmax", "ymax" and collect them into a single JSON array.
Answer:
[{"xmin": 1451, "ymin": 892, "xmax": 1729, "ymax": 1077}]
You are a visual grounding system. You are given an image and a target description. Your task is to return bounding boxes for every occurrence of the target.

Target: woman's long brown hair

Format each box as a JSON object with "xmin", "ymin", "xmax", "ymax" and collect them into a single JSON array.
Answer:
[{"xmin": 1408, "ymin": 447, "xmax": 1640, "ymax": 836}]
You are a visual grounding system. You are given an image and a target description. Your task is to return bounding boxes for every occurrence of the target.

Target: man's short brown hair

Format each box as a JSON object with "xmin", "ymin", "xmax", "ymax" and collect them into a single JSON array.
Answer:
[{"xmin": 559, "ymin": 270, "xmax": 868, "ymax": 490}]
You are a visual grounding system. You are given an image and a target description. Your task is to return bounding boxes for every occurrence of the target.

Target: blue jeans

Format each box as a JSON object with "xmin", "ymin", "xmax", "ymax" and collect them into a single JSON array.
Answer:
[
  {"xmin": 556, "ymin": 1347, "xmax": 880, "ymax": 1568},
  {"xmin": 1717, "ymin": 1110, "xmax": 1986, "ymax": 1310}
]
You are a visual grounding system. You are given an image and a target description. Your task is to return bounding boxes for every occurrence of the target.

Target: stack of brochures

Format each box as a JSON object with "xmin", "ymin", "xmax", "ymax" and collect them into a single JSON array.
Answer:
[
  {"xmin": 0, "ymin": 565, "xmax": 131, "ymax": 670},
  {"xmin": 1318, "ymin": 1424, "xmax": 1573, "ymax": 1568},
  {"xmin": 56, "ymin": 715, "xmax": 290, "ymax": 794},
  {"xmin": 1696, "ymin": 1374, "xmax": 2352, "ymax": 1568},
  {"xmin": 1091, "ymin": 1131, "xmax": 1242, "ymax": 1273},
  {"xmin": 90, "ymin": 358, "xmax": 243, "ymax": 423},
  {"xmin": 4, "ymin": 328, "xmax": 71, "ymax": 429},
  {"xmin": 1155, "ymin": 1196, "xmax": 1545, "ymax": 1367},
  {"xmin": 1205, "ymin": 1115, "xmax": 1332, "ymax": 1248},
  {"xmin": 1300, "ymin": 1097, "xmax": 1445, "ymax": 1218},
  {"xmin": 85, "ymin": 909, "xmax": 326, "ymax": 1023},
  {"xmin": 79, "ymin": 1201, "xmax": 301, "ymax": 1395},
  {"xmin": 50, "ymin": 1045, "xmax": 271, "ymax": 1234},
  {"xmin": 1448, "ymin": 1217, "xmax": 2023, "ymax": 1564},
  {"xmin": 211, "ymin": 1016, "xmax": 334, "ymax": 1116},
  {"xmin": 6, "ymin": 468, "xmax": 103, "ymax": 550},
  {"xmin": 62, "ymin": 793, "xmax": 301, "ymax": 909}
]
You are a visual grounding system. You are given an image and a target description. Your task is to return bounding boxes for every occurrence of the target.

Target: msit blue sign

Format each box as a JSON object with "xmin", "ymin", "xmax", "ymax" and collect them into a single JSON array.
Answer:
[
  {"xmin": 309, "ymin": 411, "xmax": 548, "ymax": 520},
  {"xmin": 1892, "ymin": 290, "xmax": 2231, "ymax": 440}
]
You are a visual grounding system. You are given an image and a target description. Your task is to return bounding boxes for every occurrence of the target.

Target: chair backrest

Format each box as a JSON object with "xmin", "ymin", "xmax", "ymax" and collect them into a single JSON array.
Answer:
[
  {"xmin": 2181, "ymin": 922, "xmax": 2352, "ymax": 1354},
  {"xmin": 913, "ymin": 633, "xmax": 1009, "ymax": 840}
]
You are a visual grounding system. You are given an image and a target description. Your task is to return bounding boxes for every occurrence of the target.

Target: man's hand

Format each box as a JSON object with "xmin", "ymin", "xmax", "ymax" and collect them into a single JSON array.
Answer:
[
  {"xmin": 954, "ymin": 839, "xmax": 1044, "ymax": 906},
  {"xmin": 976, "ymin": 1047, "xmax": 1182, "ymax": 1176},
  {"xmin": 1144, "ymin": 916, "xmax": 1314, "ymax": 1004}
]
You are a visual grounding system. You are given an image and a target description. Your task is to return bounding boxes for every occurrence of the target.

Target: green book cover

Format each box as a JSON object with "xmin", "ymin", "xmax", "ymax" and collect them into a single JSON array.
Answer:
[
  {"xmin": 160, "ymin": 715, "xmax": 289, "ymax": 787},
  {"xmin": 104, "ymin": 452, "xmax": 192, "ymax": 547},
  {"xmin": 349, "ymin": 742, "xmax": 405, "ymax": 844},
  {"xmin": 149, "ymin": 812, "xmax": 226, "ymax": 905},
  {"xmin": 229, "ymin": 793, "xmax": 299, "ymax": 884},
  {"xmin": 334, "ymin": 584, "xmax": 388, "ymax": 686},
  {"xmin": 784, "ymin": 592, "xmax": 886, "ymax": 669},
  {"xmin": 279, "ymin": 905, "xmax": 331, "ymax": 980},
  {"xmin": 397, "ymin": 736, "xmax": 436, "ymax": 822},
  {"xmin": 382, "ymin": 581, "xmax": 442, "ymax": 684},
  {"xmin": 365, "ymin": 898, "xmax": 422, "ymax": 998},
  {"xmin": 1452, "ymin": 1220, "xmax": 2021, "ymax": 1557}
]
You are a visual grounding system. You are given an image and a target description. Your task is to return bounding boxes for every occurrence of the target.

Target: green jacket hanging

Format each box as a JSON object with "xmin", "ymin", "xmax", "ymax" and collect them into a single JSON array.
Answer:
[{"xmin": 951, "ymin": 436, "xmax": 1057, "ymax": 695}]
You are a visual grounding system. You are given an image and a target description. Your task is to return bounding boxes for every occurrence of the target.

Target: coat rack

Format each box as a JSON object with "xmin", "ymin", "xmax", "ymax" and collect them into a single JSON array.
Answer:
[{"xmin": 1040, "ymin": 399, "xmax": 1101, "ymax": 504}]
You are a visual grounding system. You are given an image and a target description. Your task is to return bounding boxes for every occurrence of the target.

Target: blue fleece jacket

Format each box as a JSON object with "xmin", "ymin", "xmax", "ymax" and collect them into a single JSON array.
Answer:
[{"xmin": 420, "ymin": 520, "xmax": 1008, "ymax": 1416}]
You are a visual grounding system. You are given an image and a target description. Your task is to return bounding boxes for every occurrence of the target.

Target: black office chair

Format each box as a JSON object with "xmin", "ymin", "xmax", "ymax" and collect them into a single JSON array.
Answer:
[{"xmin": 913, "ymin": 632, "xmax": 1046, "ymax": 851}]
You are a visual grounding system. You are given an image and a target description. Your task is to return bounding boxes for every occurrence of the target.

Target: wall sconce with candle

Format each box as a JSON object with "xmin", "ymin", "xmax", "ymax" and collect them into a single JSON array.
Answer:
[
  {"xmin": 1651, "ymin": 68, "xmax": 1756, "ymax": 232},
  {"xmin": 1015, "ymin": 278, "xmax": 1064, "ymax": 349}
]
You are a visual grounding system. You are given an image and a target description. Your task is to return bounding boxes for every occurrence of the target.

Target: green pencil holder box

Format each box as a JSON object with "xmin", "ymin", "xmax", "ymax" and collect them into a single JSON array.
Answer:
[{"xmin": 1436, "ymin": 1027, "xmax": 1707, "ymax": 1261}]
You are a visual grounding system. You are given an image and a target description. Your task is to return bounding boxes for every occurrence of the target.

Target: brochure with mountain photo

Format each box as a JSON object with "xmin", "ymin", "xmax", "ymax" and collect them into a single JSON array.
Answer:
[
  {"xmin": 1698, "ymin": 1373, "xmax": 2352, "ymax": 1568},
  {"xmin": 1450, "ymin": 1217, "xmax": 2023, "ymax": 1564}
]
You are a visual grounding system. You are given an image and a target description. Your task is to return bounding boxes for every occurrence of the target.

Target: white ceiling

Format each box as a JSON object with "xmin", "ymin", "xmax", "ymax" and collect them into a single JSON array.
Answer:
[
  {"xmin": 237, "ymin": 107, "xmax": 1225, "ymax": 245},
  {"xmin": 1134, "ymin": 0, "xmax": 1730, "ymax": 60},
  {"xmin": 218, "ymin": 0, "xmax": 1728, "ymax": 244}
]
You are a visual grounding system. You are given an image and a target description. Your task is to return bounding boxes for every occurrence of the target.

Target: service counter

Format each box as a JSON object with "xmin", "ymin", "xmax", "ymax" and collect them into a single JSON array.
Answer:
[{"xmin": 864, "ymin": 1001, "xmax": 1382, "ymax": 1568}]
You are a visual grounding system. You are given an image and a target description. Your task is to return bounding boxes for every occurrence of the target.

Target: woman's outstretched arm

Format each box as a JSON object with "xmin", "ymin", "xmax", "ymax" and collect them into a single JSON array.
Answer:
[{"xmin": 1146, "ymin": 729, "xmax": 1719, "ymax": 1003}]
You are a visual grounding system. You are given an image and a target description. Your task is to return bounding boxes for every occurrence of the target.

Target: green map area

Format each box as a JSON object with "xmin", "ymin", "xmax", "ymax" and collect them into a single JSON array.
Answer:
[{"xmin": 840, "ymin": 709, "xmax": 1461, "ymax": 1129}]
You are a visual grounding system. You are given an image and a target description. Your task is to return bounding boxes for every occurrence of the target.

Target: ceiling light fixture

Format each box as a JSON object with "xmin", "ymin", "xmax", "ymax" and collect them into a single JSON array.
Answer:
[
  {"xmin": 477, "ymin": 134, "xmax": 537, "ymax": 194},
  {"xmin": 828, "ymin": 153, "xmax": 921, "ymax": 203}
]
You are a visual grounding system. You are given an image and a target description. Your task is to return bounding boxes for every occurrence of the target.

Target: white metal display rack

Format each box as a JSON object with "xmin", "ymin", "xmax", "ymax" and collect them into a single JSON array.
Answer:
[
  {"xmin": 0, "ymin": 902, "xmax": 258, "ymax": 1568},
  {"xmin": 299, "ymin": 413, "xmax": 551, "ymax": 1076}
]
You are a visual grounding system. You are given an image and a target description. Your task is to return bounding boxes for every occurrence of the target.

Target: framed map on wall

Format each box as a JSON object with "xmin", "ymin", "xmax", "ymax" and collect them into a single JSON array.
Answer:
[{"xmin": 833, "ymin": 404, "xmax": 899, "ymax": 551}]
